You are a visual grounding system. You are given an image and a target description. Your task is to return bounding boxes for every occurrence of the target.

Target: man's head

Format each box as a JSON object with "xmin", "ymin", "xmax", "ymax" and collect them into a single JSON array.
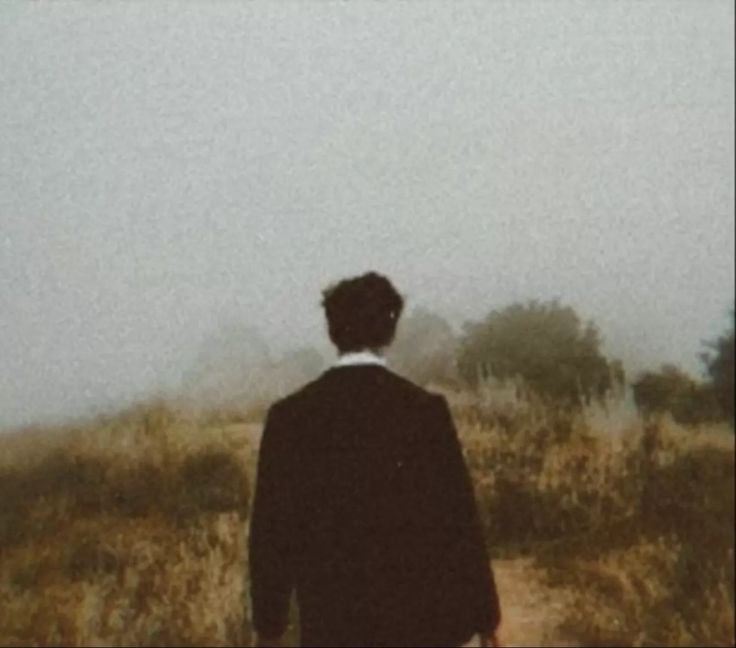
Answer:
[{"xmin": 321, "ymin": 272, "xmax": 404, "ymax": 354}]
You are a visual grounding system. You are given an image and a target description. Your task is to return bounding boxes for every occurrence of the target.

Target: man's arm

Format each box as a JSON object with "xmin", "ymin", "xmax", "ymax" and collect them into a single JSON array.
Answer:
[
  {"xmin": 248, "ymin": 403, "xmax": 297, "ymax": 645},
  {"xmin": 429, "ymin": 394, "xmax": 502, "ymax": 637}
]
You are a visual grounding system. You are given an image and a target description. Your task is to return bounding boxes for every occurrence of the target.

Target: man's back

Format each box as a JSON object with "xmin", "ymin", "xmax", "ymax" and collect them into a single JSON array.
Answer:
[{"xmin": 249, "ymin": 364, "xmax": 500, "ymax": 647}]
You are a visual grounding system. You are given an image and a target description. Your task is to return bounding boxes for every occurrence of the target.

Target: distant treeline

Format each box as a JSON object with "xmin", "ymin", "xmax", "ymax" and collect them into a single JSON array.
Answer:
[
  {"xmin": 392, "ymin": 300, "xmax": 734, "ymax": 426},
  {"xmin": 184, "ymin": 301, "xmax": 734, "ymax": 427}
]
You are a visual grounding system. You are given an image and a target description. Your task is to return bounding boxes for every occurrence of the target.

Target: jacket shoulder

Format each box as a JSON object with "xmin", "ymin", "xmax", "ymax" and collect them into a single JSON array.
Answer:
[
  {"xmin": 267, "ymin": 368, "xmax": 449, "ymax": 420},
  {"xmin": 382, "ymin": 370, "xmax": 447, "ymax": 406},
  {"xmin": 266, "ymin": 377, "xmax": 322, "ymax": 415}
]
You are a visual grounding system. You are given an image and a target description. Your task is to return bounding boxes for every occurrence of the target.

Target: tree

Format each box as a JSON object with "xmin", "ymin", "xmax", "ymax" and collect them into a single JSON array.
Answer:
[
  {"xmin": 457, "ymin": 300, "xmax": 622, "ymax": 405},
  {"xmin": 182, "ymin": 322, "xmax": 273, "ymax": 408},
  {"xmin": 387, "ymin": 307, "xmax": 459, "ymax": 386},
  {"xmin": 701, "ymin": 313, "xmax": 734, "ymax": 424},
  {"xmin": 632, "ymin": 364, "xmax": 719, "ymax": 425}
]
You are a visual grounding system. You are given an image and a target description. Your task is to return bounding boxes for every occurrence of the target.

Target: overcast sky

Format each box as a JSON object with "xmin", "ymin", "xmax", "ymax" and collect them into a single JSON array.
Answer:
[{"xmin": 1, "ymin": 1, "xmax": 734, "ymax": 429}]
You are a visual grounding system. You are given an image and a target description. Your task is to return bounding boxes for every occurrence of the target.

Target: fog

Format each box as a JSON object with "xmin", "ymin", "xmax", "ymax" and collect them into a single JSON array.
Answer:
[{"xmin": 1, "ymin": 1, "xmax": 733, "ymax": 428}]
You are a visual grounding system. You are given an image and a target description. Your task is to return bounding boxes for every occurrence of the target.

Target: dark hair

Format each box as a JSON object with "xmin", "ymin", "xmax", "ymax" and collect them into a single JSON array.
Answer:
[{"xmin": 321, "ymin": 272, "xmax": 405, "ymax": 353}]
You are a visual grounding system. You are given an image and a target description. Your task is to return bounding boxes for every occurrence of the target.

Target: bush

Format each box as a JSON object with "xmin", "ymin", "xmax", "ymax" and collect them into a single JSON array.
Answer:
[
  {"xmin": 457, "ymin": 301, "xmax": 623, "ymax": 406},
  {"xmin": 701, "ymin": 319, "xmax": 735, "ymax": 425},
  {"xmin": 176, "ymin": 450, "xmax": 250, "ymax": 517},
  {"xmin": 0, "ymin": 444, "xmax": 250, "ymax": 549},
  {"xmin": 633, "ymin": 364, "xmax": 722, "ymax": 425}
]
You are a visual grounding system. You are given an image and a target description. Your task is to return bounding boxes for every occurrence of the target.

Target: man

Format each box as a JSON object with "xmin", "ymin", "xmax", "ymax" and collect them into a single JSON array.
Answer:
[{"xmin": 249, "ymin": 272, "xmax": 502, "ymax": 647}]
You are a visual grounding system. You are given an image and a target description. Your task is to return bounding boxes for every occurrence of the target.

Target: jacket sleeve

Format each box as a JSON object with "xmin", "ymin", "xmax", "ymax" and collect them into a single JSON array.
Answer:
[
  {"xmin": 430, "ymin": 394, "xmax": 502, "ymax": 633},
  {"xmin": 248, "ymin": 402, "xmax": 298, "ymax": 639}
]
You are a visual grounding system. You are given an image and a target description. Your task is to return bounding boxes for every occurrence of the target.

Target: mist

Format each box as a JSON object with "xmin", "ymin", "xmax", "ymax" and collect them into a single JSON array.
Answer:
[{"xmin": 1, "ymin": 1, "xmax": 733, "ymax": 429}]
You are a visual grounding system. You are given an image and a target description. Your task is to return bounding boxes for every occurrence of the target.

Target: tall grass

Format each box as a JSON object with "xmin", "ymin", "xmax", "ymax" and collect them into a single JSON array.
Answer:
[
  {"xmin": 0, "ymin": 388, "xmax": 732, "ymax": 646},
  {"xmin": 448, "ymin": 387, "xmax": 734, "ymax": 646}
]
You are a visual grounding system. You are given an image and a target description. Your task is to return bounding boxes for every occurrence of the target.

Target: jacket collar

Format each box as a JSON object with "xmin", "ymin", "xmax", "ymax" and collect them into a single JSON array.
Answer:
[{"xmin": 333, "ymin": 350, "xmax": 387, "ymax": 368}]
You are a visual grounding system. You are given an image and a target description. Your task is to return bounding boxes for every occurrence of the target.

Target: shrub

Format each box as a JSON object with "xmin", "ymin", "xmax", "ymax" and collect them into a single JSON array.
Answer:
[
  {"xmin": 457, "ymin": 301, "xmax": 623, "ymax": 406},
  {"xmin": 701, "ymin": 318, "xmax": 735, "ymax": 425},
  {"xmin": 176, "ymin": 449, "xmax": 250, "ymax": 518},
  {"xmin": 632, "ymin": 365, "xmax": 722, "ymax": 425}
]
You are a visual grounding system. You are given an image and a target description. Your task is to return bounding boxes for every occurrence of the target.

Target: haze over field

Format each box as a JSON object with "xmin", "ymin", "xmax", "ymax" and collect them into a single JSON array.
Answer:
[{"xmin": 1, "ymin": 1, "xmax": 734, "ymax": 429}]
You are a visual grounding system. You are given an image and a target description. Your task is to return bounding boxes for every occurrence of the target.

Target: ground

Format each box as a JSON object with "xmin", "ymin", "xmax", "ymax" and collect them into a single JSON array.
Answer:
[{"xmin": 493, "ymin": 558, "xmax": 577, "ymax": 647}]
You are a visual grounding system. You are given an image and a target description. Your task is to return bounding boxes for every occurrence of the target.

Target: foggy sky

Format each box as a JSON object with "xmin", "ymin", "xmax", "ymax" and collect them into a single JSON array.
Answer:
[{"xmin": 1, "ymin": 1, "xmax": 734, "ymax": 429}]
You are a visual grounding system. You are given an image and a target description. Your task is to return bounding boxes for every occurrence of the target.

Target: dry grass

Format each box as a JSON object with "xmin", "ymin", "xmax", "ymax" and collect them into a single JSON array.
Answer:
[
  {"xmin": 444, "ymin": 387, "xmax": 734, "ymax": 647},
  {"xmin": 0, "ymin": 388, "xmax": 733, "ymax": 646}
]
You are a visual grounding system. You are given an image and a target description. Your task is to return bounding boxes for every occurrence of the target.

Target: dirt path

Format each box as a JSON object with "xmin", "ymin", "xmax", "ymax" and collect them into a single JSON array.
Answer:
[{"xmin": 492, "ymin": 558, "xmax": 577, "ymax": 647}]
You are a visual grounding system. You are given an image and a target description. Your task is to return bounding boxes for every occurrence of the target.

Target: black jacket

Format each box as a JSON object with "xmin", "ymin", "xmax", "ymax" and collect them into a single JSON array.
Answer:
[{"xmin": 248, "ymin": 364, "xmax": 501, "ymax": 647}]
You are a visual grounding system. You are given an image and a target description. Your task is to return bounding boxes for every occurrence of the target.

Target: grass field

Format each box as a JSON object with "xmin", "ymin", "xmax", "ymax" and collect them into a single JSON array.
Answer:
[{"xmin": 0, "ymin": 390, "xmax": 733, "ymax": 646}]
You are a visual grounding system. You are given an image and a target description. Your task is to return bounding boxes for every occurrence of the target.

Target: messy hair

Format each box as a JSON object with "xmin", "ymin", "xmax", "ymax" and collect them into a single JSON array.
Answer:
[{"xmin": 321, "ymin": 272, "xmax": 405, "ymax": 353}]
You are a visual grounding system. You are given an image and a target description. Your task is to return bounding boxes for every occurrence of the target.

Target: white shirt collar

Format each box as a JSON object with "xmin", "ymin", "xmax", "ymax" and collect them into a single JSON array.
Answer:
[{"xmin": 334, "ymin": 350, "xmax": 387, "ymax": 368}]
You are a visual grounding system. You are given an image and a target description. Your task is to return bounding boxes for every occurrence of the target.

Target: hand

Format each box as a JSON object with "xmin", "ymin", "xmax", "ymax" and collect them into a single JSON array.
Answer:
[
  {"xmin": 479, "ymin": 631, "xmax": 503, "ymax": 647},
  {"xmin": 254, "ymin": 634, "xmax": 283, "ymax": 648}
]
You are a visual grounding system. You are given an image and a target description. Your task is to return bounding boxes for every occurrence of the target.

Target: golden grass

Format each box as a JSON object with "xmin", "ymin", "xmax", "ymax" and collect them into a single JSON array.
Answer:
[
  {"xmin": 0, "ymin": 513, "xmax": 246, "ymax": 646},
  {"xmin": 0, "ymin": 390, "xmax": 733, "ymax": 646}
]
